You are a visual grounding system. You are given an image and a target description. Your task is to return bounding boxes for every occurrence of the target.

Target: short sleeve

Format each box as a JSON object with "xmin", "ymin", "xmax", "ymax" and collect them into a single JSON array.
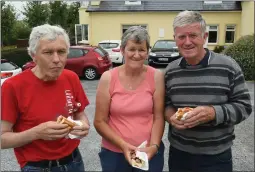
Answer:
[
  {"xmin": 1, "ymin": 80, "xmax": 19, "ymax": 124},
  {"xmin": 73, "ymin": 74, "xmax": 89, "ymax": 112}
]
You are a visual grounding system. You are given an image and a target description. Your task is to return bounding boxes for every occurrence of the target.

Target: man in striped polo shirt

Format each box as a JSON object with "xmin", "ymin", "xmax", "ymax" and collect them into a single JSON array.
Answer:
[{"xmin": 164, "ymin": 10, "xmax": 252, "ymax": 172}]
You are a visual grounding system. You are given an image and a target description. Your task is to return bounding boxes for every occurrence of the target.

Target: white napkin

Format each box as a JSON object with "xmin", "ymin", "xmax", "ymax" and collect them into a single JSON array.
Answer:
[
  {"xmin": 131, "ymin": 141, "xmax": 149, "ymax": 171},
  {"xmin": 66, "ymin": 116, "xmax": 83, "ymax": 139}
]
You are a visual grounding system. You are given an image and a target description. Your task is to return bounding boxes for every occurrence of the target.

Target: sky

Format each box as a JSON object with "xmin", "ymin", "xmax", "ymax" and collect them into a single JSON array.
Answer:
[
  {"xmin": 6, "ymin": 1, "xmax": 26, "ymax": 20},
  {"xmin": 6, "ymin": 1, "xmax": 81, "ymax": 20}
]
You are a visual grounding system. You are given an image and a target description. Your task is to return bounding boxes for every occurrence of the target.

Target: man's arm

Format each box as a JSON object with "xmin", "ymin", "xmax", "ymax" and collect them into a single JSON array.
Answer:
[
  {"xmin": 212, "ymin": 71, "xmax": 252, "ymax": 125},
  {"xmin": 1, "ymin": 120, "xmax": 38, "ymax": 149},
  {"xmin": 1, "ymin": 120, "xmax": 69, "ymax": 149}
]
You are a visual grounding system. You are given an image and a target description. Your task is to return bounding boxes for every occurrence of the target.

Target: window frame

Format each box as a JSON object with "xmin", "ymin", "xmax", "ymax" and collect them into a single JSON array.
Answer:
[
  {"xmin": 75, "ymin": 24, "xmax": 89, "ymax": 45},
  {"xmin": 225, "ymin": 24, "xmax": 236, "ymax": 44},
  {"xmin": 207, "ymin": 25, "xmax": 219, "ymax": 45}
]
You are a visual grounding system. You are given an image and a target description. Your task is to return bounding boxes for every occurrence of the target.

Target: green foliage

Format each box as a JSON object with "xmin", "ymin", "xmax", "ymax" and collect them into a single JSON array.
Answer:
[
  {"xmin": 1, "ymin": 1, "xmax": 17, "ymax": 45},
  {"xmin": 13, "ymin": 21, "xmax": 31, "ymax": 39},
  {"xmin": 23, "ymin": 2, "xmax": 50, "ymax": 28},
  {"xmin": 213, "ymin": 45, "xmax": 225, "ymax": 53},
  {"xmin": 1, "ymin": 48, "xmax": 32, "ymax": 67},
  {"xmin": 223, "ymin": 34, "xmax": 255, "ymax": 80},
  {"xmin": 48, "ymin": 1, "xmax": 68, "ymax": 29}
]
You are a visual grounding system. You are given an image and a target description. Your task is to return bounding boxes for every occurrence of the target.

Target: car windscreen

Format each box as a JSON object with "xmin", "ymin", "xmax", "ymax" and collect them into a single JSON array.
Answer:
[
  {"xmin": 98, "ymin": 43, "xmax": 119, "ymax": 49},
  {"xmin": 1, "ymin": 62, "xmax": 18, "ymax": 71},
  {"xmin": 153, "ymin": 41, "xmax": 176, "ymax": 49}
]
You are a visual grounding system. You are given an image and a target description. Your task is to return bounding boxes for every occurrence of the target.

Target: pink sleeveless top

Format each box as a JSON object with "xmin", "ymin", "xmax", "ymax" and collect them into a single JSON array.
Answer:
[{"xmin": 102, "ymin": 66, "xmax": 156, "ymax": 152}]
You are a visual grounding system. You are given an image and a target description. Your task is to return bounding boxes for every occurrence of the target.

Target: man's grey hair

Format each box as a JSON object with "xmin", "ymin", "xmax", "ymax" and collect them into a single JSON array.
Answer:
[
  {"xmin": 173, "ymin": 10, "xmax": 207, "ymax": 35},
  {"xmin": 27, "ymin": 24, "xmax": 70, "ymax": 57},
  {"xmin": 121, "ymin": 26, "xmax": 150, "ymax": 51}
]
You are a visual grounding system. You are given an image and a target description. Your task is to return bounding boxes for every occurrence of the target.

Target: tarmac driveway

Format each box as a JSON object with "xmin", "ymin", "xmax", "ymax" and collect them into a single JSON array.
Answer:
[{"xmin": 1, "ymin": 79, "xmax": 254, "ymax": 171}]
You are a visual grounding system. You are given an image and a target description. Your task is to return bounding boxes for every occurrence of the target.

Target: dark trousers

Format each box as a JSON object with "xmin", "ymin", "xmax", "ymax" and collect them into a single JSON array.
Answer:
[
  {"xmin": 99, "ymin": 142, "xmax": 165, "ymax": 172},
  {"xmin": 168, "ymin": 146, "xmax": 233, "ymax": 172},
  {"xmin": 21, "ymin": 148, "xmax": 85, "ymax": 172}
]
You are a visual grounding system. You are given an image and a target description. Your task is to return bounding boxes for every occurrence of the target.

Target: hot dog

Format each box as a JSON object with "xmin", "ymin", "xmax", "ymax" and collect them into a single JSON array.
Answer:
[
  {"xmin": 57, "ymin": 115, "xmax": 76, "ymax": 129},
  {"xmin": 175, "ymin": 107, "xmax": 194, "ymax": 121},
  {"xmin": 130, "ymin": 151, "xmax": 145, "ymax": 168}
]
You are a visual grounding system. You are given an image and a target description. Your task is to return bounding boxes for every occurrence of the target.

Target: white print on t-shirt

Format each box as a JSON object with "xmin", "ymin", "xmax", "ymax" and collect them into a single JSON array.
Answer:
[{"xmin": 65, "ymin": 90, "xmax": 74, "ymax": 114}]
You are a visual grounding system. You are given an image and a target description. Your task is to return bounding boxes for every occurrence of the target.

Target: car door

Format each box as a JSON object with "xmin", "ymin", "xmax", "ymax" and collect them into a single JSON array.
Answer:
[{"xmin": 65, "ymin": 48, "xmax": 88, "ymax": 76}]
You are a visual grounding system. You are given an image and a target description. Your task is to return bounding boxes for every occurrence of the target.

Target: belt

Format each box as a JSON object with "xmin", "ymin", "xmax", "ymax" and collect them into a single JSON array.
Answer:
[{"xmin": 25, "ymin": 148, "xmax": 79, "ymax": 168}]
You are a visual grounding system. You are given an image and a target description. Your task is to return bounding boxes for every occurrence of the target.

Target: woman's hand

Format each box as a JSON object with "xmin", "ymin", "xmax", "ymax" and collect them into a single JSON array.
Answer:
[
  {"xmin": 120, "ymin": 142, "xmax": 137, "ymax": 165},
  {"xmin": 138, "ymin": 145, "xmax": 158, "ymax": 160}
]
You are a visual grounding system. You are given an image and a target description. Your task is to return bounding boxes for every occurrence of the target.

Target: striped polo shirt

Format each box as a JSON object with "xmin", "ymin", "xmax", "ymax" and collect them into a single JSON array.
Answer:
[{"xmin": 164, "ymin": 50, "xmax": 252, "ymax": 155}]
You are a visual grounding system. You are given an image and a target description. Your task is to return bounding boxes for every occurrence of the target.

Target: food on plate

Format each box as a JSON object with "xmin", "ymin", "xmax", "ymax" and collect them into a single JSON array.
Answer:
[
  {"xmin": 175, "ymin": 107, "xmax": 194, "ymax": 121},
  {"xmin": 130, "ymin": 151, "xmax": 145, "ymax": 168},
  {"xmin": 57, "ymin": 115, "xmax": 76, "ymax": 129}
]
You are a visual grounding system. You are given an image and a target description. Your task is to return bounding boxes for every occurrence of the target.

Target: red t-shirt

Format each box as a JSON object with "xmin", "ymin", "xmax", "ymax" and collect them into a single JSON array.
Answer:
[{"xmin": 1, "ymin": 69, "xmax": 89, "ymax": 168}]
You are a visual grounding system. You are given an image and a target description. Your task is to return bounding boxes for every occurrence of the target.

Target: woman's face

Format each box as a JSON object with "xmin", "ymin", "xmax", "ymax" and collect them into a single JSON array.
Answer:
[{"xmin": 121, "ymin": 40, "xmax": 148, "ymax": 69}]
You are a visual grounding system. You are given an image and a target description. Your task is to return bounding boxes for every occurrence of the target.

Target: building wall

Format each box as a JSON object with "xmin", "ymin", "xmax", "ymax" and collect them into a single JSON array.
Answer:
[
  {"xmin": 79, "ymin": 10, "xmax": 242, "ymax": 50},
  {"xmin": 241, "ymin": 1, "xmax": 254, "ymax": 36}
]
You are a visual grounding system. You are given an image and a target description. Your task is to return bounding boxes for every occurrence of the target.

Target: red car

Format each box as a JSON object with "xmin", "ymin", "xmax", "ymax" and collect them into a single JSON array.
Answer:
[{"xmin": 22, "ymin": 46, "xmax": 112, "ymax": 80}]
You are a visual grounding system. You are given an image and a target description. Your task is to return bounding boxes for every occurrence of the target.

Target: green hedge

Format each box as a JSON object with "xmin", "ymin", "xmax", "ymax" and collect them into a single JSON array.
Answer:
[
  {"xmin": 1, "ymin": 48, "xmax": 32, "ymax": 67},
  {"xmin": 223, "ymin": 34, "xmax": 254, "ymax": 81}
]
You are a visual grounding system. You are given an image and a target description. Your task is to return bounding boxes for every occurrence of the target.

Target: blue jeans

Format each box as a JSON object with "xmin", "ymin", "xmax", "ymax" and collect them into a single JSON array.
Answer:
[
  {"xmin": 99, "ymin": 142, "xmax": 165, "ymax": 172},
  {"xmin": 21, "ymin": 149, "xmax": 85, "ymax": 172},
  {"xmin": 168, "ymin": 146, "xmax": 233, "ymax": 172}
]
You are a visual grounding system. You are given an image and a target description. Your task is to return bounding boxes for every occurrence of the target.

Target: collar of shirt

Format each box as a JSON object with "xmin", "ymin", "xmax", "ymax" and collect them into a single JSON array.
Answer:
[{"xmin": 179, "ymin": 48, "xmax": 210, "ymax": 68}]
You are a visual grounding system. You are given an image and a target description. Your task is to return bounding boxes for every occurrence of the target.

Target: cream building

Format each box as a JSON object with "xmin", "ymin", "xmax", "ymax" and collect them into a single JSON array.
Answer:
[{"xmin": 77, "ymin": 1, "xmax": 254, "ymax": 50}]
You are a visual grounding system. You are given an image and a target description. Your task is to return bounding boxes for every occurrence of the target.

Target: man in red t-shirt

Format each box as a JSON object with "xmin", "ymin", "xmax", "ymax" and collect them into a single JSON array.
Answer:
[{"xmin": 1, "ymin": 24, "xmax": 90, "ymax": 172}]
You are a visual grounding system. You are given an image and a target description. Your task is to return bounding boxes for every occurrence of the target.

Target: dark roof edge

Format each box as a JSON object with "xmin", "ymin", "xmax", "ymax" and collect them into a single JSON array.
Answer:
[{"xmin": 86, "ymin": 9, "xmax": 242, "ymax": 12}]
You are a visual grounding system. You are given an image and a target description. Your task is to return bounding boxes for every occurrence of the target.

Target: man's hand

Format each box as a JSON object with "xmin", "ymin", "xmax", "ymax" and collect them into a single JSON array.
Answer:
[
  {"xmin": 183, "ymin": 106, "xmax": 215, "ymax": 128},
  {"xmin": 33, "ymin": 121, "xmax": 70, "ymax": 140},
  {"xmin": 169, "ymin": 114, "xmax": 187, "ymax": 130},
  {"xmin": 69, "ymin": 120, "xmax": 90, "ymax": 138}
]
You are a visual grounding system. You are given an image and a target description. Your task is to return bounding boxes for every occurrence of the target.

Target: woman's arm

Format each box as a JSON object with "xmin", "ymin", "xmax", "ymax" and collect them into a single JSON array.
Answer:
[
  {"xmin": 150, "ymin": 69, "xmax": 165, "ymax": 147},
  {"xmin": 93, "ymin": 71, "xmax": 133, "ymax": 151}
]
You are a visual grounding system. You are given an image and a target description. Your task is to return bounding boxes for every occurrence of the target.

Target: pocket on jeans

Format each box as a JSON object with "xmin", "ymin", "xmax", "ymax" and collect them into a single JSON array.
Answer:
[{"xmin": 216, "ymin": 149, "xmax": 232, "ymax": 163}]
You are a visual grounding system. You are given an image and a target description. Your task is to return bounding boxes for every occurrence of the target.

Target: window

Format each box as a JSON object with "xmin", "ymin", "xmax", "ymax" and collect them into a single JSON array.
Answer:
[
  {"xmin": 75, "ymin": 24, "xmax": 89, "ymax": 44},
  {"xmin": 125, "ymin": 1, "xmax": 141, "ymax": 5},
  {"xmin": 225, "ymin": 25, "xmax": 235, "ymax": 43},
  {"xmin": 122, "ymin": 25, "xmax": 147, "ymax": 34},
  {"xmin": 208, "ymin": 25, "xmax": 218, "ymax": 44},
  {"xmin": 204, "ymin": 1, "xmax": 222, "ymax": 4},
  {"xmin": 68, "ymin": 49, "xmax": 87, "ymax": 58}
]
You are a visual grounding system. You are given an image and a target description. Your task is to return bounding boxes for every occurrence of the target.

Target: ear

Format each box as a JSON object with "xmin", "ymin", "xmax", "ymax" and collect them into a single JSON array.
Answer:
[
  {"xmin": 203, "ymin": 32, "xmax": 209, "ymax": 41},
  {"xmin": 32, "ymin": 55, "xmax": 37, "ymax": 63}
]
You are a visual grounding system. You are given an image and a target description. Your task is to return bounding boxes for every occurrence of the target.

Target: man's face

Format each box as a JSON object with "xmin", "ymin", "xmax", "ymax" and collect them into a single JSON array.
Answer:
[
  {"xmin": 33, "ymin": 35, "xmax": 68, "ymax": 80},
  {"xmin": 174, "ymin": 22, "xmax": 208, "ymax": 60}
]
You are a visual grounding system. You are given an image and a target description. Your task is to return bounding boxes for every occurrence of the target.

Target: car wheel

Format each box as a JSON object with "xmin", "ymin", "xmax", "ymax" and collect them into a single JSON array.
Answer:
[{"xmin": 84, "ymin": 67, "xmax": 98, "ymax": 80}]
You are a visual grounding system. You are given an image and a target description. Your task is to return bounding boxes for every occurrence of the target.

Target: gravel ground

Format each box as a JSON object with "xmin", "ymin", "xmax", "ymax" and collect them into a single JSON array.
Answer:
[{"xmin": 1, "ymin": 77, "xmax": 254, "ymax": 171}]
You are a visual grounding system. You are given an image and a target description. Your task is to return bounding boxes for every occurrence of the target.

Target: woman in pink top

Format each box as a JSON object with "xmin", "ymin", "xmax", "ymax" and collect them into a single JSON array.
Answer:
[{"xmin": 94, "ymin": 26, "xmax": 165, "ymax": 172}]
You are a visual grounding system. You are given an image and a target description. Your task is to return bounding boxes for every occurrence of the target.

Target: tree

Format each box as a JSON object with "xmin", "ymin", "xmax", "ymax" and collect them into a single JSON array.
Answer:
[
  {"xmin": 48, "ymin": 1, "xmax": 68, "ymax": 29},
  {"xmin": 1, "ymin": 1, "xmax": 17, "ymax": 45},
  {"xmin": 66, "ymin": 2, "xmax": 80, "ymax": 45},
  {"xmin": 13, "ymin": 20, "xmax": 31, "ymax": 39},
  {"xmin": 23, "ymin": 1, "xmax": 50, "ymax": 28}
]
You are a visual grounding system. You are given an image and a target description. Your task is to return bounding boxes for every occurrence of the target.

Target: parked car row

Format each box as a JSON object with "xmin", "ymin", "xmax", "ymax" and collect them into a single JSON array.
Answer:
[
  {"xmin": 1, "ymin": 39, "xmax": 181, "ymax": 84},
  {"xmin": 97, "ymin": 39, "xmax": 181, "ymax": 66}
]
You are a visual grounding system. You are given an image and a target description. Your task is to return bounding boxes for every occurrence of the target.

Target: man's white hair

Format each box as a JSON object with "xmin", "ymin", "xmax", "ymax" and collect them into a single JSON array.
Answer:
[
  {"xmin": 27, "ymin": 24, "xmax": 70, "ymax": 57},
  {"xmin": 173, "ymin": 10, "xmax": 207, "ymax": 35}
]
